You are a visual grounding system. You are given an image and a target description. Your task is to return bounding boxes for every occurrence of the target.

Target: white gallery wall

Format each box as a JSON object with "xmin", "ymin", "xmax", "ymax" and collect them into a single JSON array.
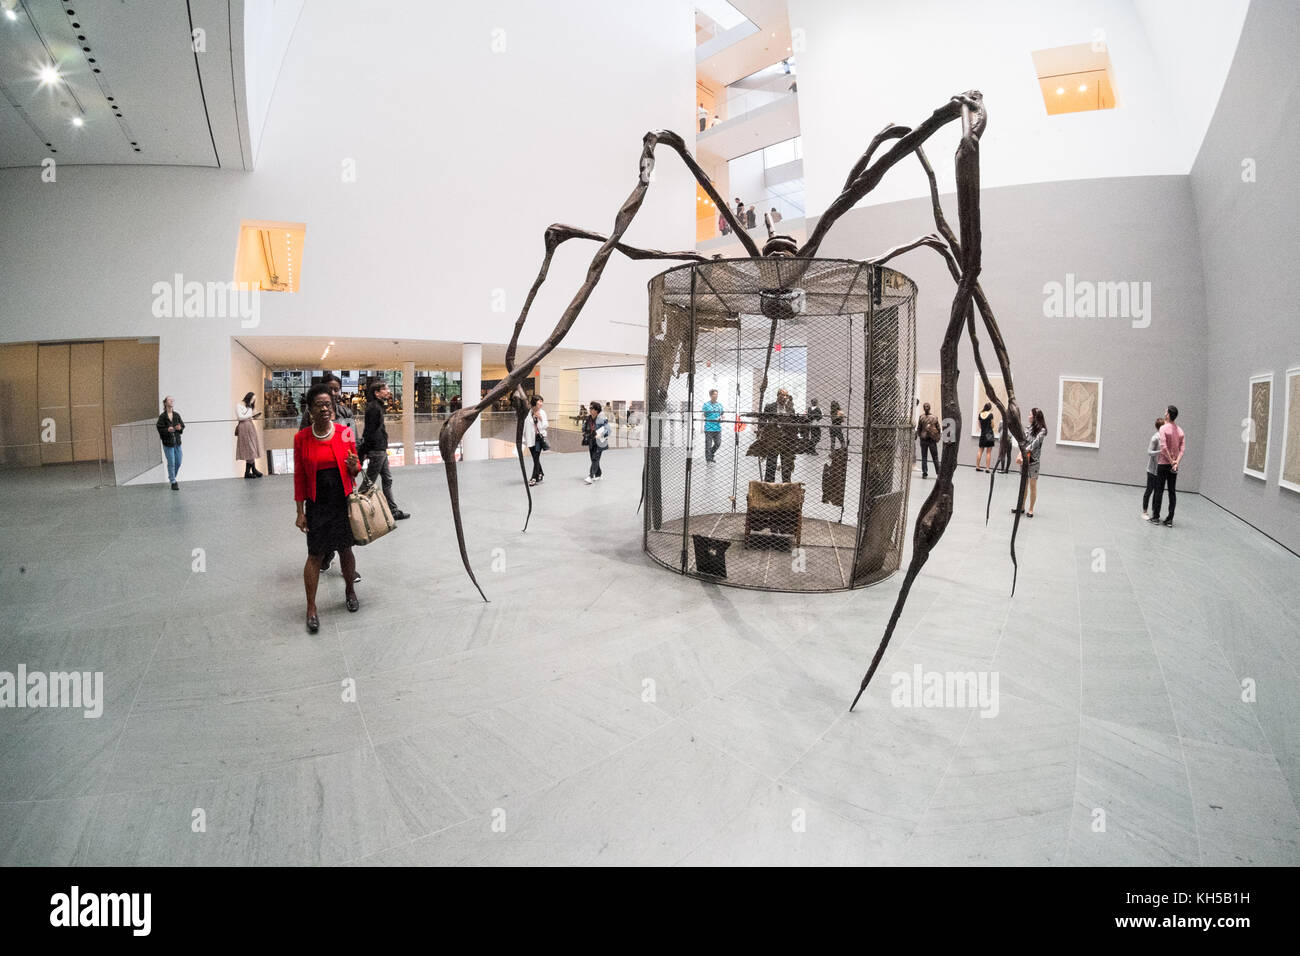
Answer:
[
  {"xmin": 787, "ymin": 0, "xmax": 1248, "ymax": 213},
  {"xmin": 0, "ymin": 0, "xmax": 697, "ymax": 480}
]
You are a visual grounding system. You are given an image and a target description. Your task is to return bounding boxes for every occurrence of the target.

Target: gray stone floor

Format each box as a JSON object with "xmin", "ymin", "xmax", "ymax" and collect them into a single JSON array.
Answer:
[{"xmin": 1, "ymin": 452, "xmax": 1297, "ymax": 866}]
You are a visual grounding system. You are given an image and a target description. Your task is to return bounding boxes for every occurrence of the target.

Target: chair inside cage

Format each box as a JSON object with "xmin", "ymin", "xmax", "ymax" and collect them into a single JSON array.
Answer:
[{"xmin": 643, "ymin": 257, "xmax": 918, "ymax": 592}]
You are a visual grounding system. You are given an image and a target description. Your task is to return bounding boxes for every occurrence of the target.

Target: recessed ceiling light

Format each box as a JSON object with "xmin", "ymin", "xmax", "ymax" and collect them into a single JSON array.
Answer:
[
  {"xmin": 38, "ymin": 66, "xmax": 61, "ymax": 85},
  {"xmin": 71, "ymin": 116, "xmax": 83, "ymax": 127},
  {"xmin": 1055, "ymin": 86, "xmax": 1065, "ymax": 95},
  {"xmin": 5, "ymin": 10, "xmax": 17, "ymax": 21},
  {"xmin": 1078, "ymin": 83, "xmax": 1087, "ymax": 92}
]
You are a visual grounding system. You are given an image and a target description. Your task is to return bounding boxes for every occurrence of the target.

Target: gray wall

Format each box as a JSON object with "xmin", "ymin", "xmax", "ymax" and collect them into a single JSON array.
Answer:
[
  {"xmin": 811, "ymin": 174, "xmax": 1210, "ymax": 491},
  {"xmin": 1190, "ymin": 0, "xmax": 1300, "ymax": 556}
]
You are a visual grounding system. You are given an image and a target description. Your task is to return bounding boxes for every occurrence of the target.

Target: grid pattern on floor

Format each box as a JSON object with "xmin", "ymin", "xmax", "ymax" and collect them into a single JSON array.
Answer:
[{"xmin": 1, "ymin": 455, "xmax": 1298, "ymax": 866}]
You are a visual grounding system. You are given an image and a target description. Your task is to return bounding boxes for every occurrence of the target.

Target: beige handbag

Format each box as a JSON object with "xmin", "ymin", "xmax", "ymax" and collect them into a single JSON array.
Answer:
[{"xmin": 348, "ymin": 476, "xmax": 396, "ymax": 545}]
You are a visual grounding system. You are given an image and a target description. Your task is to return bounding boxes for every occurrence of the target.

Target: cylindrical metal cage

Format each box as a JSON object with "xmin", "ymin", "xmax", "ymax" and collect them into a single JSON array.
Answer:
[{"xmin": 643, "ymin": 257, "xmax": 918, "ymax": 592}]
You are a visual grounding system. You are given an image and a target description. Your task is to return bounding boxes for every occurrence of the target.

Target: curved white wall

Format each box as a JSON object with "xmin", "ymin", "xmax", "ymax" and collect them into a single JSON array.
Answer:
[
  {"xmin": 788, "ymin": 0, "xmax": 1245, "ymax": 214},
  {"xmin": 0, "ymin": 0, "xmax": 697, "ymax": 479}
]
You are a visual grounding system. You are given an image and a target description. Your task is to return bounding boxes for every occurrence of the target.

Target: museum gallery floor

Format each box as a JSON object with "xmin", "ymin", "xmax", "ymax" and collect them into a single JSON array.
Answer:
[{"xmin": 1, "ymin": 452, "xmax": 1297, "ymax": 866}]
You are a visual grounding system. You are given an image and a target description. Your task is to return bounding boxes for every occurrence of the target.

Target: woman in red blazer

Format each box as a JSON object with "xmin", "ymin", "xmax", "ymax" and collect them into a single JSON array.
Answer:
[{"xmin": 295, "ymin": 383, "xmax": 362, "ymax": 632}]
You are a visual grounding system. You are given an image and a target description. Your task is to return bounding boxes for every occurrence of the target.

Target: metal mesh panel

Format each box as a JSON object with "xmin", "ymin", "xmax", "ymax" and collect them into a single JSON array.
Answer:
[{"xmin": 644, "ymin": 258, "xmax": 917, "ymax": 592}]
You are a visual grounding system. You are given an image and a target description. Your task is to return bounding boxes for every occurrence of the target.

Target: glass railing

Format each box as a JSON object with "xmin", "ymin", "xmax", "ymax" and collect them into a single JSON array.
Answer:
[
  {"xmin": 699, "ymin": 68, "xmax": 797, "ymax": 131},
  {"xmin": 697, "ymin": 191, "xmax": 804, "ymax": 243}
]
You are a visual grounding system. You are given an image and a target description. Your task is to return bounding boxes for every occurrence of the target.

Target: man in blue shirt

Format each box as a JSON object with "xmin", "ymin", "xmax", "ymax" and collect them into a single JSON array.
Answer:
[{"xmin": 702, "ymin": 389, "xmax": 723, "ymax": 463}]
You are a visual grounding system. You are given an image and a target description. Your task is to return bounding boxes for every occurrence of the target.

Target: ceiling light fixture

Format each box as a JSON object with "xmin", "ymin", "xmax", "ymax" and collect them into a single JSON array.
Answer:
[
  {"xmin": 1055, "ymin": 86, "xmax": 1065, "ymax": 95},
  {"xmin": 71, "ymin": 116, "xmax": 83, "ymax": 127},
  {"xmin": 5, "ymin": 10, "xmax": 18, "ymax": 21},
  {"xmin": 1078, "ymin": 83, "xmax": 1087, "ymax": 92},
  {"xmin": 38, "ymin": 66, "xmax": 61, "ymax": 85}
]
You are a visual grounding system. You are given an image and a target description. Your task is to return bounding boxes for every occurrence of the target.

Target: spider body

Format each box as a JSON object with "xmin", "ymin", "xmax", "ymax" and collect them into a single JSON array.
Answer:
[{"xmin": 437, "ymin": 92, "xmax": 1032, "ymax": 708}]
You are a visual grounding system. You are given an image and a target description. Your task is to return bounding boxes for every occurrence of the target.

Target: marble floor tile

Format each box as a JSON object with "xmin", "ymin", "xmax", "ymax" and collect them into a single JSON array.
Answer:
[{"xmin": 1, "ymin": 455, "xmax": 1296, "ymax": 864}]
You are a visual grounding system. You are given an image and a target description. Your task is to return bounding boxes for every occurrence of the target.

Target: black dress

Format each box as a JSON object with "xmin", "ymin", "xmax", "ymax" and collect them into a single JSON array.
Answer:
[
  {"xmin": 978, "ymin": 413, "xmax": 996, "ymax": 448},
  {"xmin": 306, "ymin": 466, "xmax": 353, "ymax": 557}
]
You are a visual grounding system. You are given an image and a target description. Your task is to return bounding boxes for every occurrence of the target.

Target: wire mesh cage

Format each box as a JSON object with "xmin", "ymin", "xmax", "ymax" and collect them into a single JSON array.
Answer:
[{"xmin": 643, "ymin": 257, "xmax": 918, "ymax": 592}]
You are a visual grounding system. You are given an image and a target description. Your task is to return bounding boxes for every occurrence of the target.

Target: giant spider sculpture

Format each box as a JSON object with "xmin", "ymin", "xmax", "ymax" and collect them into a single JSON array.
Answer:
[{"xmin": 437, "ymin": 91, "xmax": 1032, "ymax": 709}]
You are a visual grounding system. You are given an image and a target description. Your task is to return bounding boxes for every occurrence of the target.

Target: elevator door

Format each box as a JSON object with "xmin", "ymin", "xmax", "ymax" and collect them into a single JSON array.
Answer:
[
  {"xmin": 37, "ymin": 344, "xmax": 71, "ymax": 464},
  {"xmin": 37, "ymin": 342, "xmax": 106, "ymax": 464}
]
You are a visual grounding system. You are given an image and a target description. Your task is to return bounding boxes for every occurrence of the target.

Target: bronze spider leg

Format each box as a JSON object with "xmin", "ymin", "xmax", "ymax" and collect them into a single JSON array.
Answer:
[
  {"xmin": 440, "ymin": 131, "xmax": 756, "ymax": 600},
  {"xmin": 849, "ymin": 95, "xmax": 990, "ymax": 711},
  {"xmin": 912, "ymin": 145, "xmax": 1029, "ymax": 538},
  {"xmin": 502, "ymin": 226, "xmax": 713, "ymax": 533}
]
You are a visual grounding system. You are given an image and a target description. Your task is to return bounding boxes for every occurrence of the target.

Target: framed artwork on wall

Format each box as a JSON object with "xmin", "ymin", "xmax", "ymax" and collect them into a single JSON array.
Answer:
[
  {"xmin": 970, "ymin": 374, "xmax": 1007, "ymax": 437},
  {"xmin": 1281, "ymin": 367, "xmax": 1300, "ymax": 494},
  {"xmin": 1244, "ymin": 372, "xmax": 1273, "ymax": 480},
  {"xmin": 1057, "ymin": 376, "xmax": 1102, "ymax": 448}
]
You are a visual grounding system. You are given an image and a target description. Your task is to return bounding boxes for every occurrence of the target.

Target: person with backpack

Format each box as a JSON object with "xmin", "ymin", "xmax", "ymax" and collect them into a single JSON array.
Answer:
[
  {"xmin": 583, "ymin": 401, "xmax": 610, "ymax": 484},
  {"xmin": 916, "ymin": 402, "xmax": 941, "ymax": 478}
]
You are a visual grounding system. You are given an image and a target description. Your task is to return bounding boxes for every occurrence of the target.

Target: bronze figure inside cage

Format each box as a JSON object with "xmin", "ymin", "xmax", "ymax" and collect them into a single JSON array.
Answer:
[{"xmin": 643, "ymin": 258, "xmax": 917, "ymax": 591}]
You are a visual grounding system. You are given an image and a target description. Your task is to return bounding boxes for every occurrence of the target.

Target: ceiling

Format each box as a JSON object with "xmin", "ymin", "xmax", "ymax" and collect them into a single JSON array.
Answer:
[
  {"xmin": 0, "ymin": 0, "xmax": 251, "ymax": 167},
  {"xmin": 696, "ymin": 0, "xmax": 791, "ymax": 90},
  {"xmin": 235, "ymin": 336, "xmax": 646, "ymax": 373}
]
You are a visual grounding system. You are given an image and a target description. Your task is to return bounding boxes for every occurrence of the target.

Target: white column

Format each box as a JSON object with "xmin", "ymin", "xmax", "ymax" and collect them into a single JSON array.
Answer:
[
  {"xmin": 401, "ymin": 360, "xmax": 416, "ymax": 465},
  {"xmin": 461, "ymin": 342, "xmax": 486, "ymax": 460}
]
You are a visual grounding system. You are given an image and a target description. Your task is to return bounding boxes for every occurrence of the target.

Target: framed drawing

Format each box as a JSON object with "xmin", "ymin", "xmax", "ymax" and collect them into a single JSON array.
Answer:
[
  {"xmin": 1244, "ymin": 372, "xmax": 1272, "ymax": 480},
  {"xmin": 970, "ymin": 374, "xmax": 1007, "ymax": 437},
  {"xmin": 1281, "ymin": 367, "xmax": 1300, "ymax": 493},
  {"xmin": 1057, "ymin": 376, "xmax": 1102, "ymax": 448},
  {"xmin": 916, "ymin": 371, "xmax": 941, "ymax": 427}
]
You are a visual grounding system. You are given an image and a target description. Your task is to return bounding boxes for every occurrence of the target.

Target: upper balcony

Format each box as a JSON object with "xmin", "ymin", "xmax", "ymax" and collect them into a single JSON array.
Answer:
[{"xmin": 697, "ymin": 62, "xmax": 799, "ymax": 162}]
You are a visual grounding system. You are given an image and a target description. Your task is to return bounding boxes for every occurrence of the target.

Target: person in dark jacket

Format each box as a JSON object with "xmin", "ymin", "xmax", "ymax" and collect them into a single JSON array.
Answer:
[
  {"xmin": 806, "ymin": 398, "xmax": 823, "ymax": 454},
  {"xmin": 359, "ymin": 378, "xmax": 410, "ymax": 520},
  {"xmin": 156, "ymin": 395, "xmax": 185, "ymax": 490}
]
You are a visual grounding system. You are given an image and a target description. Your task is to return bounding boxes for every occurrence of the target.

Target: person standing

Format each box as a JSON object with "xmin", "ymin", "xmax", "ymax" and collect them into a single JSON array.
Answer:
[
  {"xmin": 975, "ymin": 402, "xmax": 996, "ymax": 472},
  {"xmin": 698, "ymin": 102, "xmax": 708, "ymax": 133},
  {"xmin": 770, "ymin": 207, "xmax": 782, "ymax": 225},
  {"xmin": 996, "ymin": 417, "xmax": 1012, "ymax": 473},
  {"xmin": 294, "ymin": 383, "xmax": 362, "ymax": 633},
  {"xmin": 1013, "ymin": 407, "xmax": 1048, "ymax": 517},
  {"xmin": 156, "ymin": 396, "xmax": 184, "ymax": 490},
  {"xmin": 1141, "ymin": 416, "xmax": 1166, "ymax": 520},
  {"xmin": 719, "ymin": 210, "xmax": 730, "ymax": 236},
  {"xmin": 734, "ymin": 198, "xmax": 744, "ymax": 221},
  {"xmin": 746, "ymin": 205, "xmax": 757, "ymax": 229},
  {"xmin": 1149, "ymin": 404, "xmax": 1186, "ymax": 527},
  {"xmin": 828, "ymin": 400, "xmax": 846, "ymax": 450},
  {"xmin": 359, "ymin": 377, "xmax": 410, "ymax": 520},
  {"xmin": 236, "ymin": 392, "xmax": 263, "ymax": 478},
  {"xmin": 702, "ymin": 388, "xmax": 723, "ymax": 464},
  {"xmin": 584, "ymin": 401, "xmax": 609, "ymax": 484},
  {"xmin": 760, "ymin": 388, "xmax": 797, "ymax": 483},
  {"xmin": 916, "ymin": 402, "xmax": 941, "ymax": 479},
  {"xmin": 806, "ymin": 397, "xmax": 823, "ymax": 454},
  {"xmin": 523, "ymin": 394, "xmax": 548, "ymax": 486}
]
